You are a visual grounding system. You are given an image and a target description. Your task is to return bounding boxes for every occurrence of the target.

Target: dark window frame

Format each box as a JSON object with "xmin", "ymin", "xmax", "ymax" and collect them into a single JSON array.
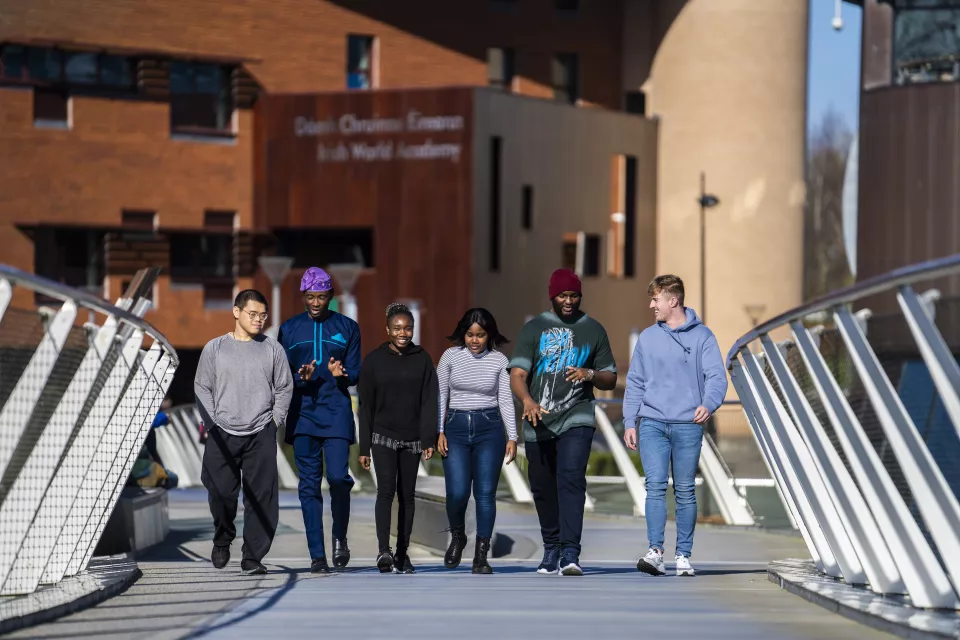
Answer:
[
  {"xmin": 552, "ymin": 52, "xmax": 580, "ymax": 104},
  {"xmin": 623, "ymin": 156, "xmax": 638, "ymax": 278},
  {"xmin": 487, "ymin": 47, "xmax": 515, "ymax": 90},
  {"xmin": 1, "ymin": 44, "xmax": 136, "ymax": 92},
  {"xmin": 521, "ymin": 184, "xmax": 534, "ymax": 230},
  {"xmin": 489, "ymin": 136, "xmax": 502, "ymax": 272},
  {"xmin": 347, "ymin": 34, "xmax": 376, "ymax": 90},
  {"xmin": 169, "ymin": 60, "xmax": 235, "ymax": 135}
]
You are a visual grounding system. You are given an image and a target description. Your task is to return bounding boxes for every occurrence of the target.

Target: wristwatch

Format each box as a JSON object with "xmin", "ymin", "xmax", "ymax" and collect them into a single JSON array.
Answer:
[{"xmin": 585, "ymin": 369, "xmax": 595, "ymax": 382}]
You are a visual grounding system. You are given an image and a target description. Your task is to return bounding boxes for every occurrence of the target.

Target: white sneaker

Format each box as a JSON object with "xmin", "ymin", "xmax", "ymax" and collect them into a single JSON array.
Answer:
[
  {"xmin": 675, "ymin": 554, "xmax": 695, "ymax": 577},
  {"xmin": 636, "ymin": 548, "xmax": 665, "ymax": 575}
]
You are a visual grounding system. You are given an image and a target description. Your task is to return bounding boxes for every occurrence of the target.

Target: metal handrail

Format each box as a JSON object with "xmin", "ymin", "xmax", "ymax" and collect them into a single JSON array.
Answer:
[
  {"xmin": 725, "ymin": 253, "xmax": 960, "ymax": 368},
  {"xmin": 0, "ymin": 264, "xmax": 179, "ymax": 366}
]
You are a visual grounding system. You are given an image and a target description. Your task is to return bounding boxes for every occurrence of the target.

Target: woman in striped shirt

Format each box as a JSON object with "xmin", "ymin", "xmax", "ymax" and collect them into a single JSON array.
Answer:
[{"xmin": 437, "ymin": 308, "xmax": 517, "ymax": 574}]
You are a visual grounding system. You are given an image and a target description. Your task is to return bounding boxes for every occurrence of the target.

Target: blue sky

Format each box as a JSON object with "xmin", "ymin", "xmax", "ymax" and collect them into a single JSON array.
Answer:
[{"xmin": 807, "ymin": 0, "xmax": 862, "ymax": 136}]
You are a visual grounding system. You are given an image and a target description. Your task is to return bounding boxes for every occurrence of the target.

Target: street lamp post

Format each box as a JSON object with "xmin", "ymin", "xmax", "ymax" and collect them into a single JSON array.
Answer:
[
  {"xmin": 258, "ymin": 256, "xmax": 294, "ymax": 338},
  {"xmin": 697, "ymin": 172, "xmax": 720, "ymax": 324},
  {"xmin": 325, "ymin": 263, "xmax": 365, "ymax": 322}
]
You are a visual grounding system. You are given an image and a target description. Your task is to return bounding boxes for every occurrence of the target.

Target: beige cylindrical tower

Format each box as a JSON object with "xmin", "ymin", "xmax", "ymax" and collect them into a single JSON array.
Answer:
[{"xmin": 645, "ymin": 0, "xmax": 808, "ymax": 365}]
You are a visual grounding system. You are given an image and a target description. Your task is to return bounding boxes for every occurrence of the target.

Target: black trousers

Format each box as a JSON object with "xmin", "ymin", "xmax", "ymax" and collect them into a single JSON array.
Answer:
[
  {"xmin": 201, "ymin": 422, "xmax": 279, "ymax": 563},
  {"xmin": 372, "ymin": 444, "xmax": 421, "ymax": 553},
  {"xmin": 525, "ymin": 426, "xmax": 594, "ymax": 555}
]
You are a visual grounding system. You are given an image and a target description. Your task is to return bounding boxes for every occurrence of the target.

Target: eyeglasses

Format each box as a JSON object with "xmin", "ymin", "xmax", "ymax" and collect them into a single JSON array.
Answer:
[{"xmin": 244, "ymin": 311, "xmax": 268, "ymax": 322}]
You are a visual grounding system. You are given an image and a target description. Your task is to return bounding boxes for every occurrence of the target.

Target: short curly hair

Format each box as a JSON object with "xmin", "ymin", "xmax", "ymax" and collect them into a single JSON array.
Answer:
[{"xmin": 385, "ymin": 302, "xmax": 414, "ymax": 324}]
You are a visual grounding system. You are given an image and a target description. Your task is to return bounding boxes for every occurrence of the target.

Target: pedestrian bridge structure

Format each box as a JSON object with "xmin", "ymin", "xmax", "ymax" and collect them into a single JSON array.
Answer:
[{"xmin": 0, "ymin": 261, "xmax": 959, "ymax": 639}]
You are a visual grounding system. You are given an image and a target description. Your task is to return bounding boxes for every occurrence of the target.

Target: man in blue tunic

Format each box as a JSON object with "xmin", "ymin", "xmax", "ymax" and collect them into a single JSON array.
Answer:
[{"xmin": 278, "ymin": 267, "xmax": 362, "ymax": 573}]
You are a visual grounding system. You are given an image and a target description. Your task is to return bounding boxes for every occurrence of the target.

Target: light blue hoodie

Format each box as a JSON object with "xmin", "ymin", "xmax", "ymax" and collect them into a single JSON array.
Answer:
[{"xmin": 623, "ymin": 308, "xmax": 728, "ymax": 427}]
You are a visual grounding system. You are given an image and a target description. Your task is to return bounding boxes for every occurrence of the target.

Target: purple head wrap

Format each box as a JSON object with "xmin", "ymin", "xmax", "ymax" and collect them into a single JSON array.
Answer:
[{"xmin": 300, "ymin": 267, "xmax": 333, "ymax": 293}]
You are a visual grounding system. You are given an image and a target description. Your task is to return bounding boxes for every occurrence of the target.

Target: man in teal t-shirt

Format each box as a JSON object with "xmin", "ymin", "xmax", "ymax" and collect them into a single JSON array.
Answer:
[{"xmin": 509, "ymin": 269, "xmax": 617, "ymax": 576}]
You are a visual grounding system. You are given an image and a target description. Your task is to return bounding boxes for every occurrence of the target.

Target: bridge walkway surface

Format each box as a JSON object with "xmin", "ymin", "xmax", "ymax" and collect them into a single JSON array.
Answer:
[{"xmin": 6, "ymin": 489, "xmax": 892, "ymax": 639}]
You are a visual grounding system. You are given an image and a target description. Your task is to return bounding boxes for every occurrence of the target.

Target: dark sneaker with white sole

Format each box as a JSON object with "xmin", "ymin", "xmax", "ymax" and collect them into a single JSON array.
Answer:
[
  {"xmin": 376, "ymin": 549, "xmax": 394, "ymax": 574},
  {"xmin": 211, "ymin": 545, "xmax": 230, "ymax": 569},
  {"xmin": 240, "ymin": 560, "xmax": 267, "ymax": 575},
  {"xmin": 559, "ymin": 552, "xmax": 583, "ymax": 576},
  {"xmin": 536, "ymin": 545, "xmax": 561, "ymax": 575}
]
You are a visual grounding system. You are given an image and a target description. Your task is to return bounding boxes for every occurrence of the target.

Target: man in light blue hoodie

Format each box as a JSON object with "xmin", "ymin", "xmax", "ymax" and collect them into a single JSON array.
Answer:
[{"xmin": 623, "ymin": 274, "xmax": 727, "ymax": 577}]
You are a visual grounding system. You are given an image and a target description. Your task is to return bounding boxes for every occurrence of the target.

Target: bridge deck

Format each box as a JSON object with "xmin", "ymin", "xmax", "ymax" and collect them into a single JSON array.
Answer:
[{"xmin": 7, "ymin": 490, "xmax": 891, "ymax": 639}]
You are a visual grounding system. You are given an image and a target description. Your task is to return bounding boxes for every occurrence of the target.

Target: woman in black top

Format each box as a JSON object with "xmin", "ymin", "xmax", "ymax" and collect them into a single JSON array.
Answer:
[{"xmin": 358, "ymin": 303, "xmax": 438, "ymax": 574}]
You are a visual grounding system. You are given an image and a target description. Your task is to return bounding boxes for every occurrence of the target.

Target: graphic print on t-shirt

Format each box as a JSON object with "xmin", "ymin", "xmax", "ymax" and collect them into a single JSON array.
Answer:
[{"xmin": 533, "ymin": 327, "xmax": 591, "ymax": 414}]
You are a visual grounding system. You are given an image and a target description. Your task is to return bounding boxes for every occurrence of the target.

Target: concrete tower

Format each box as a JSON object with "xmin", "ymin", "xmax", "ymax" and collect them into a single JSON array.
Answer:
[{"xmin": 625, "ymin": 0, "xmax": 809, "ymax": 363}]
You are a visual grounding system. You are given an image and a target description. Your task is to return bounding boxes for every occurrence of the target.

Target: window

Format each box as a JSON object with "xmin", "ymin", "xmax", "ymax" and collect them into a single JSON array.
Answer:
[
  {"xmin": 272, "ymin": 228, "xmax": 374, "ymax": 268},
  {"xmin": 204, "ymin": 211, "xmax": 235, "ymax": 232},
  {"xmin": 625, "ymin": 91, "xmax": 646, "ymax": 116},
  {"xmin": 33, "ymin": 88, "xmax": 68, "ymax": 126},
  {"xmin": 168, "ymin": 222, "xmax": 233, "ymax": 282},
  {"xmin": 893, "ymin": 5, "xmax": 960, "ymax": 83},
  {"xmin": 1, "ymin": 45, "xmax": 134, "ymax": 89},
  {"xmin": 489, "ymin": 137, "xmax": 502, "ymax": 271},
  {"xmin": 608, "ymin": 155, "xmax": 637, "ymax": 278},
  {"xmin": 487, "ymin": 48, "xmax": 515, "ymax": 90},
  {"xmin": 32, "ymin": 227, "xmax": 106, "ymax": 302},
  {"xmin": 122, "ymin": 210, "xmax": 156, "ymax": 231},
  {"xmin": 560, "ymin": 231, "xmax": 600, "ymax": 276},
  {"xmin": 552, "ymin": 53, "xmax": 579, "ymax": 104},
  {"xmin": 169, "ymin": 61, "xmax": 233, "ymax": 133},
  {"xmin": 521, "ymin": 184, "xmax": 534, "ymax": 230},
  {"xmin": 555, "ymin": 0, "xmax": 579, "ymax": 11},
  {"xmin": 347, "ymin": 35, "xmax": 376, "ymax": 90}
]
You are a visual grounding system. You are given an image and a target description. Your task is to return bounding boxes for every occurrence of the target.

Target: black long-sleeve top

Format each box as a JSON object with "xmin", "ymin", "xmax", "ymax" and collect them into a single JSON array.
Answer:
[{"xmin": 358, "ymin": 342, "xmax": 439, "ymax": 455}]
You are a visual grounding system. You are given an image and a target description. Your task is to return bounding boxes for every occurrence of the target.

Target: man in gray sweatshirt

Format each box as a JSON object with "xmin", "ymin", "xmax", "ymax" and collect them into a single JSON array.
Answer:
[{"xmin": 195, "ymin": 289, "xmax": 294, "ymax": 575}]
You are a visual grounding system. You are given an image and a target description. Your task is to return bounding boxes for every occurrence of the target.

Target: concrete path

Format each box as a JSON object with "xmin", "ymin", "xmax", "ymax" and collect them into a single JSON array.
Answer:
[{"xmin": 7, "ymin": 489, "xmax": 892, "ymax": 639}]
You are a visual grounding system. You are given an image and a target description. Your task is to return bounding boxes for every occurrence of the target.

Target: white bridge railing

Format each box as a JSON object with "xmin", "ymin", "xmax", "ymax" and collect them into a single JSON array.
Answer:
[
  {"xmin": 728, "ymin": 254, "xmax": 960, "ymax": 610},
  {"xmin": 0, "ymin": 266, "xmax": 177, "ymax": 596}
]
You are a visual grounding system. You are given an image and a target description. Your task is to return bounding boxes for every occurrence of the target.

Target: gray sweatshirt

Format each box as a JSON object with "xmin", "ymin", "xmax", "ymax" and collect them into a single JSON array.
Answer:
[{"xmin": 194, "ymin": 333, "xmax": 294, "ymax": 437}]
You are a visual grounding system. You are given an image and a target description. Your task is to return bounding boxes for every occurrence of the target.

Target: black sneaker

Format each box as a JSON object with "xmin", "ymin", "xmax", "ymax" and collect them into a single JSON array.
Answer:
[
  {"xmin": 211, "ymin": 545, "xmax": 230, "ymax": 569},
  {"xmin": 240, "ymin": 560, "xmax": 267, "ymax": 575},
  {"xmin": 311, "ymin": 557, "xmax": 330, "ymax": 574},
  {"xmin": 376, "ymin": 549, "xmax": 394, "ymax": 574},
  {"xmin": 393, "ymin": 551, "xmax": 415, "ymax": 574},
  {"xmin": 333, "ymin": 538, "xmax": 350, "ymax": 569},
  {"xmin": 536, "ymin": 545, "xmax": 560, "ymax": 574},
  {"xmin": 559, "ymin": 551, "xmax": 583, "ymax": 576}
]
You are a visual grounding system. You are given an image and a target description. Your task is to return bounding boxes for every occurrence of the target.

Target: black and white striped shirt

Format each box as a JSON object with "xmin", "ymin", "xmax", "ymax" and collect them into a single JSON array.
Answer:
[{"xmin": 437, "ymin": 347, "xmax": 518, "ymax": 441}]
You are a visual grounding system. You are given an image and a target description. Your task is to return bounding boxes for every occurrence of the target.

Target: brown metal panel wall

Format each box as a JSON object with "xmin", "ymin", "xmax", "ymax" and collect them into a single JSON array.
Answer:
[
  {"xmin": 255, "ymin": 87, "xmax": 475, "ymax": 362},
  {"xmin": 859, "ymin": 83, "xmax": 960, "ymax": 345}
]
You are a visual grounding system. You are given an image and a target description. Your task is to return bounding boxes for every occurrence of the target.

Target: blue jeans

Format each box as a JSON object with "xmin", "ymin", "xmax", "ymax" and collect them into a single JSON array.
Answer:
[
  {"xmin": 442, "ymin": 408, "xmax": 506, "ymax": 539},
  {"xmin": 638, "ymin": 419, "xmax": 703, "ymax": 557},
  {"xmin": 293, "ymin": 435, "xmax": 355, "ymax": 560}
]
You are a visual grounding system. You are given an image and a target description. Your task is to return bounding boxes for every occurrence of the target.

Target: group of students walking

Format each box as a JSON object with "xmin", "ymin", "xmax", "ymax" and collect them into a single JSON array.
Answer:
[{"xmin": 193, "ymin": 265, "xmax": 727, "ymax": 577}]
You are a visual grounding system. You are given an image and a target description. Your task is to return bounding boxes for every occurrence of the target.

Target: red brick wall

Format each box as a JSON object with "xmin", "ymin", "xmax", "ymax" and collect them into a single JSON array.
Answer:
[
  {"xmin": 0, "ymin": 0, "xmax": 623, "ymax": 105},
  {"xmin": 0, "ymin": 0, "xmax": 626, "ymax": 349},
  {"xmin": 0, "ymin": 89, "xmax": 254, "ymax": 347}
]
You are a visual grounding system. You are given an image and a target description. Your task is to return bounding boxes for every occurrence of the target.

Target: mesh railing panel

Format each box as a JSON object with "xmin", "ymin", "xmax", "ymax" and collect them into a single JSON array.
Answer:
[
  {"xmin": 0, "ymin": 325, "xmax": 98, "ymax": 594},
  {"xmin": 40, "ymin": 333, "xmax": 141, "ymax": 585},
  {"xmin": 0, "ymin": 309, "xmax": 44, "ymax": 411}
]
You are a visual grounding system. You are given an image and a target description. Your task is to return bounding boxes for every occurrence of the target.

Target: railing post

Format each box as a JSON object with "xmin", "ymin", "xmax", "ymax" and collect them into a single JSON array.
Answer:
[
  {"xmin": 834, "ymin": 306, "xmax": 960, "ymax": 597},
  {"xmin": 594, "ymin": 405, "xmax": 646, "ymax": 516},
  {"xmin": 761, "ymin": 334, "xmax": 905, "ymax": 594},
  {"xmin": 739, "ymin": 350, "xmax": 846, "ymax": 579},
  {"xmin": 790, "ymin": 319, "xmax": 957, "ymax": 608},
  {"xmin": 898, "ymin": 284, "xmax": 960, "ymax": 441},
  {"xmin": 730, "ymin": 362, "xmax": 820, "ymax": 567}
]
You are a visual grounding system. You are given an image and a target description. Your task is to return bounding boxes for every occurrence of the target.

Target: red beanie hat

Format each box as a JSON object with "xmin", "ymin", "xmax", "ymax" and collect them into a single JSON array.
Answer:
[{"xmin": 549, "ymin": 268, "xmax": 582, "ymax": 299}]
